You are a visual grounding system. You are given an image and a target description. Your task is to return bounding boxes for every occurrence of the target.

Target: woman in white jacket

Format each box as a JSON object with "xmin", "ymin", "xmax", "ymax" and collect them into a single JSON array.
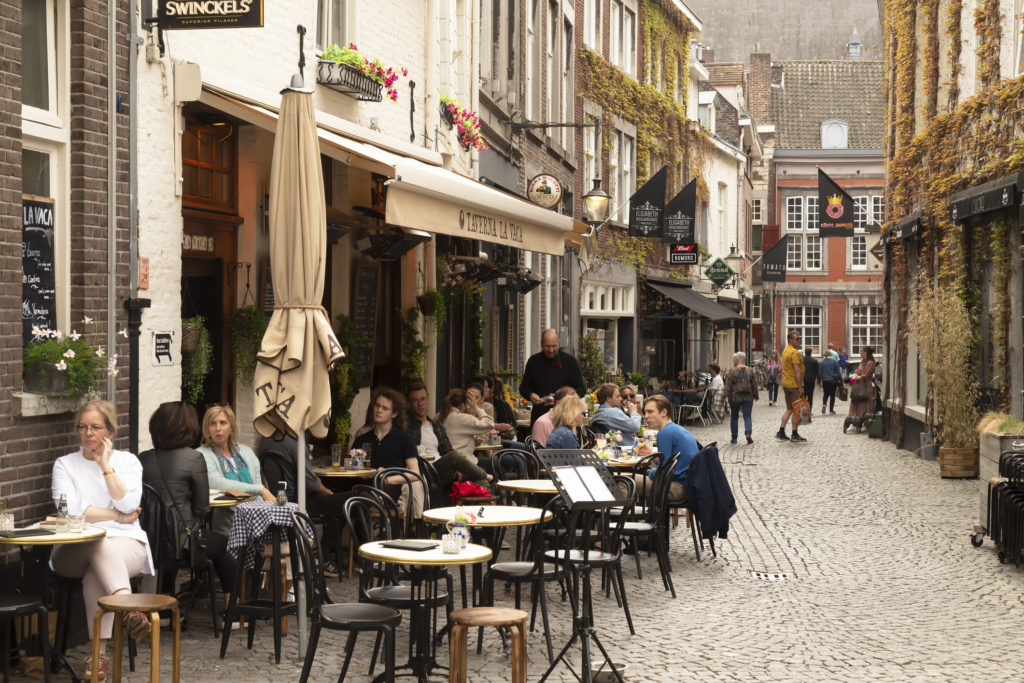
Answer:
[{"xmin": 440, "ymin": 386, "xmax": 495, "ymax": 460}]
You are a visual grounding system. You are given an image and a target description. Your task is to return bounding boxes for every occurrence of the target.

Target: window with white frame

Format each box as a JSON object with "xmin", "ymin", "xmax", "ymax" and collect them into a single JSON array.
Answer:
[
  {"xmin": 752, "ymin": 295, "xmax": 761, "ymax": 320},
  {"xmin": 806, "ymin": 195, "xmax": 819, "ymax": 231},
  {"xmin": 786, "ymin": 196, "xmax": 803, "ymax": 269},
  {"xmin": 584, "ymin": 0, "xmax": 600, "ymax": 49},
  {"xmin": 717, "ymin": 182, "xmax": 727, "ymax": 233},
  {"xmin": 752, "ymin": 198, "xmax": 762, "ymax": 224},
  {"xmin": 546, "ymin": 1, "xmax": 556, "ymax": 125},
  {"xmin": 562, "ymin": 16, "xmax": 573, "ymax": 150},
  {"xmin": 527, "ymin": 0, "xmax": 539, "ymax": 119},
  {"xmin": 618, "ymin": 131, "xmax": 635, "ymax": 223},
  {"xmin": 854, "ymin": 196, "xmax": 870, "ymax": 228},
  {"xmin": 850, "ymin": 305, "xmax": 883, "ymax": 353},
  {"xmin": 787, "ymin": 306, "xmax": 821, "ymax": 353},
  {"xmin": 851, "ymin": 235, "xmax": 867, "ymax": 269},
  {"xmin": 22, "ymin": 0, "xmax": 68, "ymax": 336},
  {"xmin": 316, "ymin": 0, "xmax": 346, "ymax": 51},
  {"xmin": 871, "ymin": 195, "xmax": 885, "ymax": 226},
  {"xmin": 609, "ymin": 1, "xmax": 635, "ymax": 76},
  {"xmin": 583, "ymin": 115, "xmax": 599, "ymax": 194},
  {"xmin": 805, "ymin": 235, "xmax": 822, "ymax": 269},
  {"xmin": 785, "ymin": 194, "xmax": 822, "ymax": 270}
]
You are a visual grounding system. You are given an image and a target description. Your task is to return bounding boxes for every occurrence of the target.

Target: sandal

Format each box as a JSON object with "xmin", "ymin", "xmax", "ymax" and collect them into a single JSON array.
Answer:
[
  {"xmin": 84, "ymin": 653, "xmax": 109, "ymax": 682},
  {"xmin": 126, "ymin": 610, "xmax": 152, "ymax": 640}
]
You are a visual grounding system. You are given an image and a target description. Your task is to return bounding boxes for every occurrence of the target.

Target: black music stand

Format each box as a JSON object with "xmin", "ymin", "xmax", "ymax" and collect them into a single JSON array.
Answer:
[{"xmin": 535, "ymin": 449, "xmax": 629, "ymax": 683}]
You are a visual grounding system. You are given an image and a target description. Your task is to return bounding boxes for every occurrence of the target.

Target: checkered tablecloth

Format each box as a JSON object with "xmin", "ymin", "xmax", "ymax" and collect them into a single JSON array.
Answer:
[{"xmin": 227, "ymin": 501, "xmax": 299, "ymax": 570}]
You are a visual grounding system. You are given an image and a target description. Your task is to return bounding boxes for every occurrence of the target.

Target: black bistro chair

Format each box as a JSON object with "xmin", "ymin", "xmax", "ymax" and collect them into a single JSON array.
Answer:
[
  {"xmin": 620, "ymin": 454, "xmax": 679, "ymax": 597},
  {"xmin": 373, "ymin": 467, "xmax": 430, "ymax": 538},
  {"xmin": 291, "ymin": 510, "xmax": 402, "ymax": 683}
]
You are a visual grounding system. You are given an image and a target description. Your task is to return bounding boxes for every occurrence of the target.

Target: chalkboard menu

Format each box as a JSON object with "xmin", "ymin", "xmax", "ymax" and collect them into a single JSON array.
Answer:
[
  {"xmin": 351, "ymin": 261, "xmax": 379, "ymax": 387},
  {"xmin": 22, "ymin": 196, "xmax": 57, "ymax": 345}
]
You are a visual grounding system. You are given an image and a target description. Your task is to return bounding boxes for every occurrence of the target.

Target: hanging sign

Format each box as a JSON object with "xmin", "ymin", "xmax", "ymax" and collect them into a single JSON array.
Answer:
[
  {"xmin": 761, "ymin": 235, "xmax": 788, "ymax": 282},
  {"xmin": 628, "ymin": 166, "xmax": 667, "ymax": 238},
  {"xmin": 22, "ymin": 196, "xmax": 57, "ymax": 346},
  {"xmin": 527, "ymin": 174, "xmax": 563, "ymax": 209},
  {"xmin": 158, "ymin": 0, "xmax": 264, "ymax": 30},
  {"xmin": 817, "ymin": 168, "xmax": 855, "ymax": 238},
  {"xmin": 152, "ymin": 331, "xmax": 174, "ymax": 366},
  {"xmin": 663, "ymin": 179, "xmax": 697, "ymax": 245},
  {"xmin": 669, "ymin": 244, "xmax": 699, "ymax": 265},
  {"xmin": 704, "ymin": 258, "xmax": 735, "ymax": 287}
]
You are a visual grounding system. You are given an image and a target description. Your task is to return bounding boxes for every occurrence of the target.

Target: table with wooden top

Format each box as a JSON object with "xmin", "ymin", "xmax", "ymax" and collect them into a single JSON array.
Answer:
[
  {"xmin": 208, "ymin": 492, "xmax": 254, "ymax": 508},
  {"xmin": 359, "ymin": 540, "xmax": 492, "ymax": 681},
  {"xmin": 0, "ymin": 523, "xmax": 107, "ymax": 681},
  {"xmin": 311, "ymin": 467, "xmax": 376, "ymax": 479},
  {"xmin": 496, "ymin": 479, "xmax": 557, "ymax": 495}
]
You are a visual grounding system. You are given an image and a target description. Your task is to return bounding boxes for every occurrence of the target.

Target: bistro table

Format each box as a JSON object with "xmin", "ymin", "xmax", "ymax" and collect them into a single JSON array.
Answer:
[
  {"xmin": 208, "ymin": 491, "xmax": 254, "ymax": 507},
  {"xmin": 0, "ymin": 523, "xmax": 107, "ymax": 682},
  {"xmin": 359, "ymin": 540, "xmax": 492, "ymax": 682},
  {"xmin": 496, "ymin": 479, "xmax": 557, "ymax": 495},
  {"xmin": 311, "ymin": 466, "xmax": 376, "ymax": 479}
]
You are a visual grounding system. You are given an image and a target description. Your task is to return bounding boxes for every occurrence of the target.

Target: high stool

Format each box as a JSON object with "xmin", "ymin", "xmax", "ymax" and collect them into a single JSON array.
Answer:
[
  {"xmin": 0, "ymin": 593, "xmax": 50, "ymax": 683},
  {"xmin": 91, "ymin": 594, "xmax": 179, "ymax": 683},
  {"xmin": 448, "ymin": 607, "xmax": 527, "ymax": 683}
]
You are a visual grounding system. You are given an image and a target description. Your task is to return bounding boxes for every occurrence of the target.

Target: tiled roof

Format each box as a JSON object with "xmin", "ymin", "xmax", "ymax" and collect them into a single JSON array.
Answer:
[
  {"xmin": 705, "ymin": 62, "xmax": 744, "ymax": 85},
  {"xmin": 771, "ymin": 60, "xmax": 885, "ymax": 149}
]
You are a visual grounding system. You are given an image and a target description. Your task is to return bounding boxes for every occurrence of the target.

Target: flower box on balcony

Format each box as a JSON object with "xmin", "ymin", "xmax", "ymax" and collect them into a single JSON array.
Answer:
[{"xmin": 316, "ymin": 60, "xmax": 383, "ymax": 102}]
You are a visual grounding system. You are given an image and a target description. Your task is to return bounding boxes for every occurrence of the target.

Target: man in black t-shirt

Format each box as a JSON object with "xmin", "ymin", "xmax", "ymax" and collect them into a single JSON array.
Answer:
[
  {"xmin": 351, "ymin": 387, "xmax": 423, "ymax": 518},
  {"xmin": 519, "ymin": 329, "xmax": 586, "ymax": 427}
]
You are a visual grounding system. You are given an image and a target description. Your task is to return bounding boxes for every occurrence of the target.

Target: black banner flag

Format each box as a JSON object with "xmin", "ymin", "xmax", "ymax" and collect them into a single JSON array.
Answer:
[
  {"xmin": 663, "ymin": 178, "xmax": 697, "ymax": 245},
  {"xmin": 628, "ymin": 166, "xmax": 667, "ymax": 238},
  {"xmin": 817, "ymin": 168, "xmax": 855, "ymax": 238},
  {"xmin": 761, "ymin": 235, "xmax": 788, "ymax": 282}
]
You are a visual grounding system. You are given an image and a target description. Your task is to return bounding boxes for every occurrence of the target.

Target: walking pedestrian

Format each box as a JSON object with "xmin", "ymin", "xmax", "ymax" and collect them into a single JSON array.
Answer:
[
  {"xmin": 838, "ymin": 346, "xmax": 849, "ymax": 379},
  {"xmin": 776, "ymin": 331, "xmax": 807, "ymax": 442},
  {"xmin": 844, "ymin": 347, "xmax": 877, "ymax": 433},
  {"xmin": 817, "ymin": 351, "xmax": 842, "ymax": 414},
  {"xmin": 724, "ymin": 352, "xmax": 758, "ymax": 444},
  {"xmin": 765, "ymin": 350, "xmax": 781, "ymax": 406},
  {"xmin": 802, "ymin": 348, "xmax": 819, "ymax": 406}
]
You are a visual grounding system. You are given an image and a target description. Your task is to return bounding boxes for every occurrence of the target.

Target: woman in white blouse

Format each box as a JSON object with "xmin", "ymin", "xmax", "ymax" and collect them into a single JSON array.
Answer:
[
  {"xmin": 51, "ymin": 400, "xmax": 154, "ymax": 682},
  {"xmin": 440, "ymin": 386, "xmax": 496, "ymax": 459}
]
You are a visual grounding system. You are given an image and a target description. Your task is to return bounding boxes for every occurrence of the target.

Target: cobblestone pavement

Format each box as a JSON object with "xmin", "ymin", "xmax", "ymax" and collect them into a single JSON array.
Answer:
[{"xmin": 17, "ymin": 402, "xmax": 1024, "ymax": 681}]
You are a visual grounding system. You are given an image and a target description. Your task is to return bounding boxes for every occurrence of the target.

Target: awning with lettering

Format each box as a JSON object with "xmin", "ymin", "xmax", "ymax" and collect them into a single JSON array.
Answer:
[{"xmin": 385, "ymin": 160, "xmax": 573, "ymax": 256}]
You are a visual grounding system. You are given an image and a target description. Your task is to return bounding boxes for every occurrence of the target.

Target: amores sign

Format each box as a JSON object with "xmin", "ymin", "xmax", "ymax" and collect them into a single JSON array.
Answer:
[{"xmin": 159, "ymin": 0, "xmax": 264, "ymax": 29}]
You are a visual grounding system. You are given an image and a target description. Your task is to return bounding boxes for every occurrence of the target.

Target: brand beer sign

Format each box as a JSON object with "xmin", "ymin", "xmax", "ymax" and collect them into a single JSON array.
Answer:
[{"xmin": 159, "ymin": 0, "xmax": 264, "ymax": 29}]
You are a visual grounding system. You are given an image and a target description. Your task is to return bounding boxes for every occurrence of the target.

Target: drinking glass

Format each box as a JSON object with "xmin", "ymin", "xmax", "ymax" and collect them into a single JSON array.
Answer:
[
  {"xmin": 331, "ymin": 444, "xmax": 343, "ymax": 471},
  {"xmin": 55, "ymin": 515, "xmax": 70, "ymax": 533},
  {"xmin": 69, "ymin": 514, "xmax": 85, "ymax": 534},
  {"xmin": 0, "ymin": 512, "xmax": 13, "ymax": 532}
]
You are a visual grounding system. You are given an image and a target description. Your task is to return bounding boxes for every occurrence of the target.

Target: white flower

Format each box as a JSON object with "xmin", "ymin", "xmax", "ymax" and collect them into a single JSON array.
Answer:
[
  {"xmin": 54, "ymin": 330, "xmax": 63, "ymax": 340},
  {"xmin": 82, "ymin": 316, "xmax": 93, "ymax": 324},
  {"xmin": 107, "ymin": 367, "xmax": 119, "ymax": 377},
  {"xmin": 107, "ymin": 354, "xmax": 119, "ymax": 375},
  {"xmin": 47, "ymin": 329, "xmax": 58, "ymax": 338},
  {"xmin": 69, "ymin": 330, "xmax": 81, "ymax": 341},
  {"xmin": 63, "ymin": 349, "xmax": 76, "ymax": 359},
  {"xmin": 95, "ymin": 346, "xmax": 105, "ymax": 357},
  {"xmin": 55, "ymin": 360, "xmax": 67, "ymax": 371},
  {"xmin": 32, "ymin": 326, "xmax": 43, "ymax": 339},
  {"xmin": 119, "ymin": 328, "xmax": 128, "ymax": 338}
]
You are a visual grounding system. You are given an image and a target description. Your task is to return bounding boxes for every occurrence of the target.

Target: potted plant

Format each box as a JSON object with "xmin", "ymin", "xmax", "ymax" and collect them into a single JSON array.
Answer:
[
  {"xmin": 908, "ymin": 277, "xmax": 979, "ymax": 477},
  {"xmin": 23, "ymin": 320, "xmax": 117, "ymax": 397},
  {"xmin": 400, "ymin": 307, "xmax": 429, "ymax": 391},
  {"xmin": 439, "ymin": 95, "xmax": 488, "ymax": 151},
  {"xmin": 417, "ymin": 288, "xmax": 446, "ymax": 338},
  {"xmin": 181, "ymin": 315, "xmax": 213, "ymax": 404},
  {"xmin": 228, "ymin": 305, "xmax": 267, "ymax": 387},
  {"xmin": 318, "ymin": 42, "xmax": 407, "ymax": 102},
  {"xmin": 578, "ymin": 332, "xmax": 605, "ymax": 391}
]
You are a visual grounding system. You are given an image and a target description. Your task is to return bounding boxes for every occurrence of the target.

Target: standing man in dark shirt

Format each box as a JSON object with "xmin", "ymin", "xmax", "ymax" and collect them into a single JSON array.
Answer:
[
  {"xmin": 519, "ymin": 328, "xmax": 586, "ymax": 426},
  {"xmin": 802, "ymin": 348, "xmax": 820, "ymax": 407}
]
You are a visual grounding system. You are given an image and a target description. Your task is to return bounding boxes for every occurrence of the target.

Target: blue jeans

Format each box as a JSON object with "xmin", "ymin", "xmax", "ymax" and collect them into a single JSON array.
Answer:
[
  {"xmin": 729, "ymin": 399, "xmax": 753, "ymax": 440},
  {"xmin": 766, "ymin": 382, "xmax": 779, "ymax": 403}
]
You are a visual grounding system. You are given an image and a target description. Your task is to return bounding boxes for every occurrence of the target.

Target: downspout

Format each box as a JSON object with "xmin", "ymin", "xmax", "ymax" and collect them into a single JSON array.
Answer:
[{"xmin": 106, "ymin": 0, "xmax": 117, "ymax": 401}]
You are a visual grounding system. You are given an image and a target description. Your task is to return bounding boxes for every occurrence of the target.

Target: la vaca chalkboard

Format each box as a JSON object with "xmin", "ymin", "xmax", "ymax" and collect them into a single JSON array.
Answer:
[{"xmin": 22, "ymin": 196, "xmax": 56, "ymax": 346}]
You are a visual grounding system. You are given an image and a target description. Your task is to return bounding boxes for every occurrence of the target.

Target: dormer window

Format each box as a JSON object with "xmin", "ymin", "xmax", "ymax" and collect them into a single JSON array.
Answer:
[{"xmin": 821, "ymin": 119, "xmax": 849, "ymax": 149}]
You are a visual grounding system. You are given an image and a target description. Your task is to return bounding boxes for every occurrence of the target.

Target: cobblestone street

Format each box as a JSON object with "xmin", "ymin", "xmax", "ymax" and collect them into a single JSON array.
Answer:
[{"xmin": 25, "ymin": 402, "xmax": 1024, "ymax": 682}]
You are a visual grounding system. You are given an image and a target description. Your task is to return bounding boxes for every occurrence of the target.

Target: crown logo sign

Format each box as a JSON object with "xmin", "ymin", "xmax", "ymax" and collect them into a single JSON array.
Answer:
[
  {"xmin": 825, "ymin": 193, "xmax": 845, "ymax": 219},
  {"xmin": 827, "ymin": 194, "xmax": 843, "ymax": 206}
]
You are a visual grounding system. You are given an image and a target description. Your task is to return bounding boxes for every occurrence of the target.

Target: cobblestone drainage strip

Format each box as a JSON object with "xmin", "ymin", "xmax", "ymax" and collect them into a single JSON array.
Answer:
[{"xmin": 750, "ymin": 571, "xmax": 791, "ymax": 581}]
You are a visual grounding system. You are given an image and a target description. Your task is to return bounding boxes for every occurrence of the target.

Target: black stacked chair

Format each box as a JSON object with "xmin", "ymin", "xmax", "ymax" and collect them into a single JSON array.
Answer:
[
  {"xmin": 481, "ymin": 496, "xmax": 565, "ymax": 663},
  {"xmin": 344, "ymin": 496, "xmax": 453, "ymax": 676},
  {"xmin": 670, "ymin": 443, "xmax": 719, "ymax": 560},
  {"xmin": 620, "ymin": 454, "xmax": 678, "ymax": 597},
  {"xmin": 493, "ymin": 449, "xmax": 529, "ymax": 481},
  {"xmin": 373, "ymin": 467, "xmax": 429, "ymax": 538},
  {"xmin": 0, "ymin": 593, "xmax": 50, "ymax": 683},
  {"xmin": 291, "ymin": 510, "xmax": 402, "ymax": 683},
  {"xmin": 578, "ymin": 425, "xmax": 597, "ymax": 448}
]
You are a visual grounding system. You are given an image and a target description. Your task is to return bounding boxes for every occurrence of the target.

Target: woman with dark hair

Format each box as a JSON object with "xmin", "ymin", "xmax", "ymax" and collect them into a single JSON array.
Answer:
[
  {"xmin": 139, "ymin": 402, "xmax": 232, "ymax": 597},
  {"xmin": 844, "ymin": 346, "xmax": 877, "ymax": 434}
]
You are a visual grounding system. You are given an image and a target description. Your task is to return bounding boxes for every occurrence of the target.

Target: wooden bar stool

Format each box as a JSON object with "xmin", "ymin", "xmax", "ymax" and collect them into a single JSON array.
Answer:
[
  {"xmin": 91, "ymin": 594, "xmax": 180, "ymax": 683},
  {"xmin": 449, "ymin": 607, "xmax": 528, "ymax": 683}
]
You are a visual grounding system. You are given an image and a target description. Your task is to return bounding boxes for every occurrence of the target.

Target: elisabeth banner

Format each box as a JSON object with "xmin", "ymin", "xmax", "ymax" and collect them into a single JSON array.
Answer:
[
  {"xmin": 663, "ymin": 178, "xmax": 697, "ymax": 245},
  {"xmin": 628, "ymin": 166, "xmax": 667, "ymax": 238},
  {"xmin": 817, "ymin": 169, "xmax": 855, "ymax": 238}
]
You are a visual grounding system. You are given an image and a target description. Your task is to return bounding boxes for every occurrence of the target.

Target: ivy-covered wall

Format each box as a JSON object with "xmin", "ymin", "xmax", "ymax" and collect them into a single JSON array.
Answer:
[
  {"xmin": 884, "ymin": 0, "xmax": 1023, "ymax": 444},
  {"xmin": 580, "ymin": 0, "xmax": 714, "ymax": 274}
]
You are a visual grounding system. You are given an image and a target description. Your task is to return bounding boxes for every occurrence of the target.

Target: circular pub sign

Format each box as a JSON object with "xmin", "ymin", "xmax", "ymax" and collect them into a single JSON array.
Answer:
[{"xmin": 527, "ymin": 174, "xmax": 563, "ymax": 209}]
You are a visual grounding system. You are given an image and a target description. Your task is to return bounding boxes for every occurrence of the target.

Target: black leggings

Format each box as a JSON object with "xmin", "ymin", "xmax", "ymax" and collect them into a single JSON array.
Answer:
[
  {"xmin": 206, "ymin": 531, "xmax": 236, "ymax": 594},
  {"xmin": 821, "ymin": 380, "xmax": 838, "ymax": 412}
]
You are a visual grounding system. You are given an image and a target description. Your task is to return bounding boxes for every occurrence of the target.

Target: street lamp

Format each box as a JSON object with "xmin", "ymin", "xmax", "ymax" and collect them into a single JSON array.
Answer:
[{"xmin": 583, "ymin": 178, "xmax": 611, "ymax": 226}]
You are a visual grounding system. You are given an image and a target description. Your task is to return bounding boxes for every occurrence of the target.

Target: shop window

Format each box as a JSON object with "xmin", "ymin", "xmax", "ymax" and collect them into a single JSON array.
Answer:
[
  {"xmin": 851, "ymin": 305, "xmax": 882, "ymax": 353},
  {"xmin": 787, "ymin": 306, "xmax": 821, "ymax": 352},
  {"xmin": 182, "ymin": 119, "xmax": 237, "ymax": 213}
]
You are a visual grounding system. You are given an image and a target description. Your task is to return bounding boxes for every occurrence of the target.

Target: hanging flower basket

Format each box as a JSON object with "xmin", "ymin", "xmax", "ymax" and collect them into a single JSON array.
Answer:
[
  {"xmin": 440, "ymin": 101, "xmax": 454, "ymax": 130},
  {"xmin": 181, "ymin": 320, "xmax": 201, "ymax": 352}
]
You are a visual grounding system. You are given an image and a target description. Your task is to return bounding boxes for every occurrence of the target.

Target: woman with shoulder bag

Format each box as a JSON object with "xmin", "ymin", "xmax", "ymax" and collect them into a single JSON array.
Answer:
[
  {"xmin": 844, "ymin": 347, "xmax": 877, "ymax": 434},
  {"xmin": 725, "ymin": 352, "xmax": 759, "ymax": 444},
  {"xmin": 817, "ymin": 352, "xmax": 842, "ymax": 415},
  {"xmin": 765, "ymin": 350, "xmax": 782, "ymax": 406}
]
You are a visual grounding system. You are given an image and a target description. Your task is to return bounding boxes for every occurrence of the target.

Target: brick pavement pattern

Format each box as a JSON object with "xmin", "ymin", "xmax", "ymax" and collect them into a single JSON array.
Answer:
[{"xmin": 19, "ymin": 403, "xmax": 1024, "ymax": 681}]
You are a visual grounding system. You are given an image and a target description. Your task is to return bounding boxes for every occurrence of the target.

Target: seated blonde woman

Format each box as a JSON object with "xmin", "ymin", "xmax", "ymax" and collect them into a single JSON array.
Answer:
[{"xmin": 544, "ymin": 397, "xmax": 586, "ymax": 449}]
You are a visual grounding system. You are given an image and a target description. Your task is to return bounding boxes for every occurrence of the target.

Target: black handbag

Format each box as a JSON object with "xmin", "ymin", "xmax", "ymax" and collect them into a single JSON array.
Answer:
[{"xmin": 851, "ymin": 377, "xmax": 869, "ymax": 401}]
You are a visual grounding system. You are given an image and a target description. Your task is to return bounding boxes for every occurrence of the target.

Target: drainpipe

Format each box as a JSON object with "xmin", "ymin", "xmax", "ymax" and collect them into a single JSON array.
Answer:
[
  {"xmin": 125, "ymin": 0, "xmax": 146, "ymax": 455},
  {"xmin": 106, "ymin": 0, "xmax": 117, "ymax": 400}
]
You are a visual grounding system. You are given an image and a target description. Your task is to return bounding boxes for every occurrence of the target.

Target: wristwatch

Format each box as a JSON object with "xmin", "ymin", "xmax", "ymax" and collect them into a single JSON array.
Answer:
[{"xmin": 103, "ymin": 468, "xmax": 116, "ymax": 476}]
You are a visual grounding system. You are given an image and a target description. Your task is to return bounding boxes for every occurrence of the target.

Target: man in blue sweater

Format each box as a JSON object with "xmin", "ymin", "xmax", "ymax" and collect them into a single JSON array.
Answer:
[
  {"xmin": 591, "ymin": 382, "xmax": 642, "ymax": 434},
  {"xmin": 634, "ymin": 394, "xmax": 700, "ymax": 502}
]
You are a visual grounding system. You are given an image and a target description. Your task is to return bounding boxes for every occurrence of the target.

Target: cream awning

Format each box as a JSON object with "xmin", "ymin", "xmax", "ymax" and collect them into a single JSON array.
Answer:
[{"xmin": 385, "ymin": 160, "xmax": 573, "ymax": 256}]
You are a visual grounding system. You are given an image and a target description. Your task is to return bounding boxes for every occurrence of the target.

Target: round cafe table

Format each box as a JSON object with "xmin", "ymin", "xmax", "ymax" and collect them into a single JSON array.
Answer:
[
  {"xmin": 359, "ymin": 540, "xmax": 491, "ymax": 681},
  {"xmin": 208, "ymin": 491, "xmax": 254, "ymax": 508},
  {"xmin": 0, "ymin": 523, "xmax": 107, "ymax": 680},
  {"xmin": 311, "ymin": 467, "xmax": 376, "ymax": 479},
  {"xmin": 496, "ymin": 479, "xmax": 557, "ymax": 495}
]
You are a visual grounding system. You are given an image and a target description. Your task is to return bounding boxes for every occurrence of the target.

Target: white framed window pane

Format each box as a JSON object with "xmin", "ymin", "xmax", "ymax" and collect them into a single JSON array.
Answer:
[
  {"xmin": 788, "ymin": 306, "xmax": 821, "ymax": 352},
  {"xmin": 623, "ymin": 8, "xmax": 635, "ymax": 75},
  {"xmin": 316, "ymin": 0, "xmax": 345, "ymax": 51},
  {"xmin": 806, "ymin": 196, "xmax": 819, "ymax": 231},
  {"xmin": 584, "ymin": 0, "xmax": 598, "ymax": 48},
  {"xmin": 851, "ymin": 305, "xmax": 882, "ymax": 352},
  {"xmin": 752, "ymin": 198, "xmax": 762, "ymax": 224},
  {"xmin": 752, "ymin": 295, "xmax": 761, "ymax": 319},
  {"xmin": 23, "ymin": 148, "xmax": 51, "ymax": 197},
  {"xmin": 610, "ymin": 2, "xmax": 621, "ymax": 67},
  {"xmin": 805, "ymin": 235, "xmax": 822, "ymax": 270},
  {"xmin": 620, "ymin": 134, "xmax": 635, "ymax": 222},
  {"xmin": 22, "ymin": 0, "xmax": 54, "ymax": 112},
  {"xmin": 787, "ymin": 236, "xmax": 803, "ymax": 269},
  {"xmin": 786, "ymin": 196, "xmax": 803, "ymax": 232},
  {"xmin": 852, "ymin": 236, "xmax": 867, "ymax": 268},
  {"xmin": 609, "ymin": 134, "xmax": 620, "ymax": 220},
  {"xmin": 854, "ymin": 196, "xmax": 869, "ymax": 228},
  {"xmin": 872, "ymin": 195, "xmax": 885, "ymax": 226}
]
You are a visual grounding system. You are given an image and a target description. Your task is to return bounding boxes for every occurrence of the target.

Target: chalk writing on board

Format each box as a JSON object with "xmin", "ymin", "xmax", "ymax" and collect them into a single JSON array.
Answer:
[{"xmin": 22, "ymin": 196, "xmax": 56, "ymax": 346}]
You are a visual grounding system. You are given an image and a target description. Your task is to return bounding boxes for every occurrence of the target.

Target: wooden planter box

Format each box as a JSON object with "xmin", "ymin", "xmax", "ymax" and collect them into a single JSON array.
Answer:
[{"xmin": 939, "ymin": 446, "xmax": 979, "ymax": 479}]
